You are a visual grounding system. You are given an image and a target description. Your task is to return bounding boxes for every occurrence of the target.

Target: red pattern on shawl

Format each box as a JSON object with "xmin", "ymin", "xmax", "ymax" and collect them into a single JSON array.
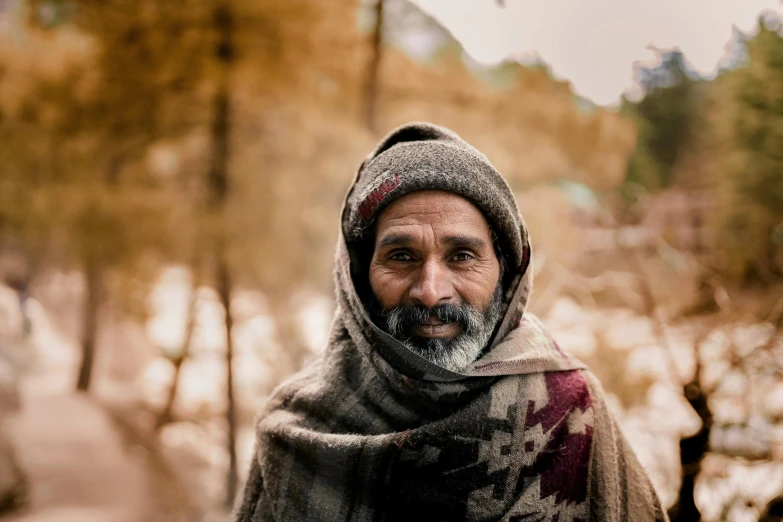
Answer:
[{"xmin": 518, "ymin": 371, "xmax": 593, "ymax": 507}]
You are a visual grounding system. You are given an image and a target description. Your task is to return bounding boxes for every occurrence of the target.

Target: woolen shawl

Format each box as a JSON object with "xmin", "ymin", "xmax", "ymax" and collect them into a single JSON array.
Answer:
[{"xmin": 234, "ymin": 123, "xmax": 668, "ymax": 522}]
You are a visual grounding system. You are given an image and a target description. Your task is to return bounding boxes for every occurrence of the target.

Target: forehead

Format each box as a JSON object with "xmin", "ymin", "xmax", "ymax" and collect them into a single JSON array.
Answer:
[{"xmin": 374, "ymin": 190, "xmax": 492, "ymax": 238}]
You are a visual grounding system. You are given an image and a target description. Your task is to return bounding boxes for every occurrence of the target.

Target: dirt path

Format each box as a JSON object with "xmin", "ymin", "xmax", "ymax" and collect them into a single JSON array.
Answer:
[{"xmin": 3, "ymin": 386, "xmax": 184, "ymax": 522}]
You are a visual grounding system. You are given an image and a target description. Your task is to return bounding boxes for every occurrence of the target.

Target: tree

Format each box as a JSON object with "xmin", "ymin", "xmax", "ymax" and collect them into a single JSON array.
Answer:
[
  {"xmin": 371, "ymin": 1, "xmax": 636, "ymax": 192},
  {"xmin": 710, "ymin": 16, "xmax": 783, "ymax": 282},
  {"xmin": 621, "ymin": 49, "xmax": 702, "ymax": 196},
  {"xmin": 0, "ymin": 0, "xmax": 215, "ymax": 392},
  {"xmin": 204, "ymin": 1, "xmax": 241, "ymax": 506},
  {"xmin": 363, "ymin": 0, "xmax": 385, "ymax": 133}
]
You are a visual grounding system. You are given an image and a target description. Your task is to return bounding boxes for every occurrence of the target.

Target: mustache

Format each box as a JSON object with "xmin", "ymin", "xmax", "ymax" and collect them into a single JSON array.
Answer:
[{"xmin": 383, "ymin": 303, "xmax": 483, "ymax": 338}]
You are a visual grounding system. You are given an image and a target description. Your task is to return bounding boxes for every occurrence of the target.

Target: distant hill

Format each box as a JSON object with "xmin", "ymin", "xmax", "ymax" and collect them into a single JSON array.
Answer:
[{"xmin": 366, "ymin": 0, "xmax": 636, "ymax": 190}]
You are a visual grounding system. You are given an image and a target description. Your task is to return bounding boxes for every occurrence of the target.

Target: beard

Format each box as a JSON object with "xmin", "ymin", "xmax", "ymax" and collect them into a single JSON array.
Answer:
[{"xmin": 368, "ymin": 284, "xmax": 504, "ymax": 373}]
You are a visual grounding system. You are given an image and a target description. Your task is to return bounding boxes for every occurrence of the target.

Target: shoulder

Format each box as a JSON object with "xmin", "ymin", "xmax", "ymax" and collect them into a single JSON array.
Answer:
[
  {"xmin": 515, "ymin": 370, "xmax": 596, "ymax": 431},
  {"xmin": 529, "ymin": 369, "xmax": 597, "ymax": 409}
]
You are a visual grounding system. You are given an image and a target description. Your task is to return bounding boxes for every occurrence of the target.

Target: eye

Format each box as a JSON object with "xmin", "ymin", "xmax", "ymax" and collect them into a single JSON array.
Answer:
[
  {"xmin": 451, "ymin": 251, "xmax": 475, "ymax": 262},
  {"xmin": 388, "ymin": 251, "xmax": 414, "ymax": 262}
]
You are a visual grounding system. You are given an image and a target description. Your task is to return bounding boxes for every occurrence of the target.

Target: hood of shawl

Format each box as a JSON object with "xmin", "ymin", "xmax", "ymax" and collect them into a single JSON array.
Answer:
[{"xmin": 331, "ymin": 123, "xmax": 580, "ymax": 384}]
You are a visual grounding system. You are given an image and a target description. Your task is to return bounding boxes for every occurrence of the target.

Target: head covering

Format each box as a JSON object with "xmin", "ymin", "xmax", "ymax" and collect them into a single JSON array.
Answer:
[
  {"xmin": 343, "ymin": 122, "xmax": 532, "ymax": 355},
  {"xmin": 344, "ymin": 122, "xmax": 529, "ymax": 276},
  {"xmin": 234, "ymin": 123, "xmax": 668, "ymax": 522}
]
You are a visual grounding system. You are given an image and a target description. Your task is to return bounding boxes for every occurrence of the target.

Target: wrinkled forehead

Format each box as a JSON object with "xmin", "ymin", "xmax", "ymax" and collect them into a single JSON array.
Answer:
[
  {"xmin": 371, "ymin": 190, "xmax": 503, "ymax": 262},
  {"xmin": 373, "ymin": 190, "xmax": 494, "ymax": 241}
]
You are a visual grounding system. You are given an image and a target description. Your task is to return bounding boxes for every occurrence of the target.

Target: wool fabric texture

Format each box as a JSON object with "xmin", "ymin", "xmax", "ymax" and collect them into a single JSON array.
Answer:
[
  {"xmin": 234, "ymin": 122, "xmax": 668, "ymax": 522},
  {"xmin": 344, "ymin": 123, "xmax": 528, "ymax": 274}
]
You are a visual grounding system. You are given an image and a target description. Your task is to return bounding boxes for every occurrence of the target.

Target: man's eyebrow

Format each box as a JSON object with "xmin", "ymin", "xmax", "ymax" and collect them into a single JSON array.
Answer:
[
  {"xmin": 377, "ymin": 234, "xmax": 414, "ymax": 248},
  {"xmin": 443, "ymin": 235, "xmax": 486, "ymax": 250}
]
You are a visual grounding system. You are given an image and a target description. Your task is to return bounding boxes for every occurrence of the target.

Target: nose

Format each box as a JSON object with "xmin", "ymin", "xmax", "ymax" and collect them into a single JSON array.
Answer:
[{"xmin": 408, "ymin": 259, "xmax": 453, "ymax": 309}]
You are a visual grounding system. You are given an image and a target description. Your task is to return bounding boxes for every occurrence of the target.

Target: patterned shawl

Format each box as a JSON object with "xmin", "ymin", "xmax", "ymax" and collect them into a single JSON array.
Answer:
[{"xmin": 234, "ymin": 123, "xmax": 668, "ymax": 522}]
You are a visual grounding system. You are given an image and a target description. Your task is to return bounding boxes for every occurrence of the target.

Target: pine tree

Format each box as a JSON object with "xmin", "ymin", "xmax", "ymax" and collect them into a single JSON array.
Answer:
[
  {"xmin": 621, "ymin": 49, "xmax": 702, "ymax": 197},
  {"xmin": 712, "ymin": 16, "xmax": 783, "ymax": 281}
]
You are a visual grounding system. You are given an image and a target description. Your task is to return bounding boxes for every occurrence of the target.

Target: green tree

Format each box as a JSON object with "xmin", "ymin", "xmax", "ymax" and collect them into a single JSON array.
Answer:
[
  {"xmin": 622, "ymin": 49, "xmax": 702, "ymax": 197},
  {"xmin": 711, "ymin": 16, "xmax": 783, "ymax": 281}
]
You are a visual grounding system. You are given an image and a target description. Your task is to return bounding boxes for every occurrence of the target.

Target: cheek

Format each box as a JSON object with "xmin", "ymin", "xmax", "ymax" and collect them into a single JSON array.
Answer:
[
  {"xmin": 456, "ymin": 264, "xmax": 500, "ymax": 307},
  {"xmin": 369, "ymin": 266, "xmax": 408, "ymax": 309}
]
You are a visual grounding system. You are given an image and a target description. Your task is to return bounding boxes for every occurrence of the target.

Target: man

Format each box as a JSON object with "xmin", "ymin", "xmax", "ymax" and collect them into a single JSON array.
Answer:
[{"xmin": 235, "ymin": 123, "xmax": 668, "ymax": 521}]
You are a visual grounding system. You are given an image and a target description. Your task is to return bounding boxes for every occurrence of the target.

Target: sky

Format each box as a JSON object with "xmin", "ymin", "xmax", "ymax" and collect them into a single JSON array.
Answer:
[{"xmin": 412, "ymin": 0, "xmax": 782, "ymax": 106}]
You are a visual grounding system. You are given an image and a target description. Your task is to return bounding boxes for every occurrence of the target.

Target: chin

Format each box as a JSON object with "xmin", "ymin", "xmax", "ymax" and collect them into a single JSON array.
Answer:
[{"xmin": 403, "ymin": 332, "xmax": 489, "ymax": 373}]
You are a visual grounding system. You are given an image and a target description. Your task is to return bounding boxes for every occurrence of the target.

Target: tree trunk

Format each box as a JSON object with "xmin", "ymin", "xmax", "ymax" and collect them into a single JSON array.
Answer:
[
  {"xmin": 76, "ymin": 263, "xmax": 101, "ymax": 392},
  {"xmin": 363, "ymin": 0, "xmax": 384, "ymax": 133},
  {"xmin": 155, "ymin": 274, "xmax": 200, "ymax": 429},
  {"xmin": 208, "ymin": 2, "xmax": 237, "ymax": 508},
  {"xmin": 759, "ymin": 494, "xmax": 783, "ymax": 522},
  {"xmin": 668, "ymin": 374, "xmax": 712, "ymax": 522},
  {"xmin": 217, "ymin": 260, "xmax": 238, "ymax": 509}
]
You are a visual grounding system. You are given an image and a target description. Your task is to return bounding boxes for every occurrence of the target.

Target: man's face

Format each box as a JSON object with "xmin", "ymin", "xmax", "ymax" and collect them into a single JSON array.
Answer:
[{"xmin": 368, "ymin": 190, "xmax": 503, "ymax": 371}]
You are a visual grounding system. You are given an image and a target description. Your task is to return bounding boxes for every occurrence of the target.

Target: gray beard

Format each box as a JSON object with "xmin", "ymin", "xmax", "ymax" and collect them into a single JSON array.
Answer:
[{"xmin": 377, "ymin": 285, "xmax": 504, "ymax": 373}]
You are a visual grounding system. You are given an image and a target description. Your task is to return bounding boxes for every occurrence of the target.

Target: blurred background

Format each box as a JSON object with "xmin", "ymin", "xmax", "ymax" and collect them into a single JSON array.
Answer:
[{"xmin": 0, "ymin": 0, "xmax": 782, "ymax": 520}]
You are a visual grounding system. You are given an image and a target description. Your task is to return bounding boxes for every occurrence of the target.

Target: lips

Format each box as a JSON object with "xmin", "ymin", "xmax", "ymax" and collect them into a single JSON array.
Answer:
[{"xmin": 410, "ymin": 317, "xmax": 461, "ymax": 338}]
